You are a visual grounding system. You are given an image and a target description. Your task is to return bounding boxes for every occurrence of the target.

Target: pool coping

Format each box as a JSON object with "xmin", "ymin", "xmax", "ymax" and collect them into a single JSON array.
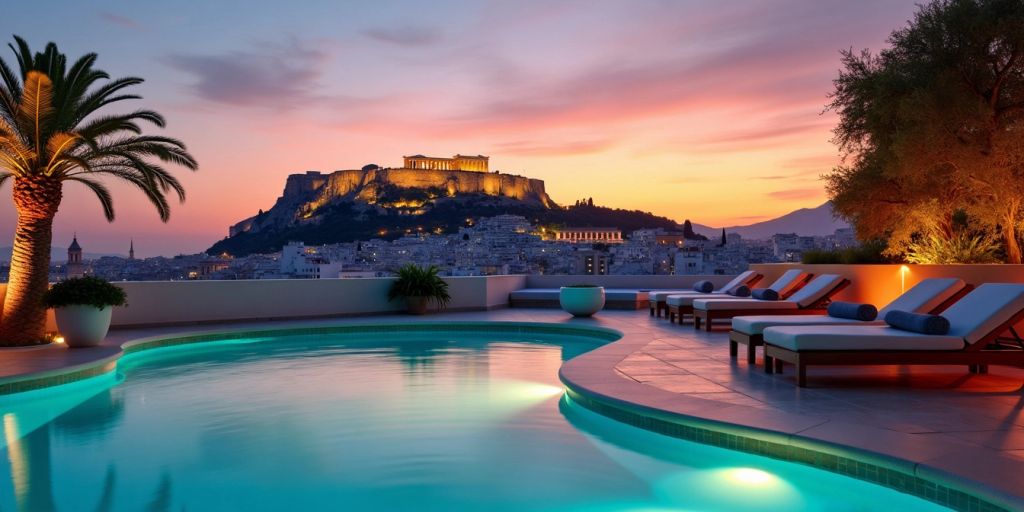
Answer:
[
  {"xmin": 0, "ymin": 319, "xmax": 1019, "ymax": 512},
  {"xmin": 559, "ymin": 329, "xmax": 1024, "ymax": 512}
]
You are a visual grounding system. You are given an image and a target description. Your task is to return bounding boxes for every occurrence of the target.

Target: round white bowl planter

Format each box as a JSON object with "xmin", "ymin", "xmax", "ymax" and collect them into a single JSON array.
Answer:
[
  {"xmin": 54, "ymin": 305, "xmax": 113, "ymax": 348},
  {"xmin": 559, "ymin": 286, "xmax": 606, "ymax": 317}
]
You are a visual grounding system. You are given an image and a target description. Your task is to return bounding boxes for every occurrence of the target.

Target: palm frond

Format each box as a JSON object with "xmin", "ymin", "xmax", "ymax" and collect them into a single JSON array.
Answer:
[
  {"xmin": 18, "ymin": 70, "xmax": 53, "ymax": 152},
  {"xmin": 0, "ymin": 57, "xmax": 21, "ymax": 116},
  {"xmin": 67, "ymin": 176, "xmax": 114, "ymax": 221},
  {"xmin": 83, "ymin": 164, "xmax": 171, "ymax": 221},
  {"xmin": 76, "ymin": 110, "xmax": 164, "ymax": 139},
  {"xmin": 74, "ymin": 76, "xmax": 144, "ymax": 120},
  {"xmin": 8, "ymin": 35, "xmax": 33, "ymax": 77},
  {"xmin": 45, "ymin": 131, "xmax": 80, "ymax": 172},
  {"xmin": 62, "ymin": 52, "xmax": 100, "ymax": 98},
  {"xmin": 1, "ymin": 36, "xmax": 198, "ymax": 222}
]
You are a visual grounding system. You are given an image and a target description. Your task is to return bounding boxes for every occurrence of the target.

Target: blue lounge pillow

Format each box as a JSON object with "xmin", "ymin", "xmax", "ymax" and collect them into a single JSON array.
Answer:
[
  {"xmin": 751, "ymin": 288, "xmax": 779, "ymax": 301},
  {"xmin": 884, "ymin": 310, "xmax": 950, "ymax": 335},
  {"xmin": 692, "ymin": 280, "xmax": 714, "ymax": 293},
  {"xmin": 827, "ymin": 301, "xmax": 878, "ymax": 321},
  {"xmin": 727, "ymin": 285, "xmax": 751, "ymax": 297}
]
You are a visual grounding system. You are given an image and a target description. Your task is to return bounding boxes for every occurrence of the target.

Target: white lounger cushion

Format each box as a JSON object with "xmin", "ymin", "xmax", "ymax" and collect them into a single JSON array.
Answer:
[
  {"xmin": 940, "ymin": 283, "xmax": 1024, "ymax": 344},
  {"xmin": 667, "ymin": 269, "xmax": 805, "ymax": 306},
  {"xmin": 762, "ymin": 283, "xmax": 1024, "ymax": 352},
  {"xmin": 651, "ymin": 290, "xmax": 718, "ymax": 302},
  {"xmin": 693, "ymin": 298, "xmax": 800, "ymax": 311},
  {"xmin": 667, "ymin": 294, "xmax": 751, "ymax": 307},
  {"xmin": 785, "ymin": 274, "xmax": 844, "ymax": 308},
  {"xmin": 878, "ymin": 277, "xmax": 966, "ymax": 317},
  {"xmin": 731, "ymin": 278, "xmax": 967, "ymax": 336},
  {"xmin": 693, "ymin": 274, "xmax": 843, "ymax": 311},
  {"xmin": 719, "ymin": 270, "xmax": 759, "ymax": 293},
  {"xmin": 768, "ymin": 269, "xmax": 810, "ymax": 297},
  {"xmin": 652, "ymin": 271, "xmax": 760, "ymax": 302},
  {"xmin": 763, "ymin": 325, "xmax": 965, "ymax": 351},
  {"xmin": 732, "ymin": 315, "xmax": 881, "ymax": 335}
]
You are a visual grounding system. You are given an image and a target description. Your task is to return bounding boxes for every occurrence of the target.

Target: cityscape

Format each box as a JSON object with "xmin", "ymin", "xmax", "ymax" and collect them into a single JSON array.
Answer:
[{"xmin": 37, "ymin": 213, "xmax": 858, "ymax": 282}]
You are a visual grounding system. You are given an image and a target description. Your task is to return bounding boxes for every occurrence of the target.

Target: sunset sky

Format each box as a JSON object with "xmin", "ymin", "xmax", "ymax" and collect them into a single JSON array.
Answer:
[{"xmin": 2, "ymin": 0, "xmax": 921, "ymax": 256}]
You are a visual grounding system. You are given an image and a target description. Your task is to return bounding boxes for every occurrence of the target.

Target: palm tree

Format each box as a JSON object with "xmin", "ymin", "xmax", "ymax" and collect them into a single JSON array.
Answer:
[{"xmin": 0, "ymin": 36, "xmax": 197, "ymax": 346}]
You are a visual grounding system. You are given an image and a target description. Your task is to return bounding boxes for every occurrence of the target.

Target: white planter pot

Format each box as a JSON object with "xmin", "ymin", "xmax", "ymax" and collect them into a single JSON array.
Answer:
[
  {"xmin": 559, "ymin": 287, "xmax": 606, "ymax": 317},
  {"xmin": 54, "ymin": 305, "xmax": 113, "ymax": 348}
]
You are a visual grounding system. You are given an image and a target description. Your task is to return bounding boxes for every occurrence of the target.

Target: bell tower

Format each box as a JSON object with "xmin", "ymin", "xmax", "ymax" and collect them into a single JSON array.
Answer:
[{"xmin": 66, "ymin": 234, "xmax": 84, "ymax": 279}]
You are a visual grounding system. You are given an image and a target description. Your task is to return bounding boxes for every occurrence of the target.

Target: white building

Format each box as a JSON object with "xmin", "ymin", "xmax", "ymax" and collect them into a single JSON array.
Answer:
[
  {"xmin": 554, "ymin": 227, "xmax": 623, "ymax": 244},
  {"xmin": 279, "ymin": 241, "xmax": 344, "ymax": 279},
  {"xmin": 673, "ymin": 246, "xmax": 704, "ymax": 275}
]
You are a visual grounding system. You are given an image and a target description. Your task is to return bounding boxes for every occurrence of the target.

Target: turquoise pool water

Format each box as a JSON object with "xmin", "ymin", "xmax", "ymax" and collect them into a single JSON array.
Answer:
[{"xmin": 0, "ymin": 330, "xmax": 949, "ymax": 511}]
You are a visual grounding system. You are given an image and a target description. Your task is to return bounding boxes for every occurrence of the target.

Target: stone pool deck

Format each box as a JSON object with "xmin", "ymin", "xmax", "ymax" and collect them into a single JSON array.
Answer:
[{"xmin": 1, "ymin": 308, "xmax": 1023, "ymax": 510}]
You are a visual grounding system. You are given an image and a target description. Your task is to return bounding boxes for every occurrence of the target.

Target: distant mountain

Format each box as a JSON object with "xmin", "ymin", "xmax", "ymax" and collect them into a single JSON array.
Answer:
[
  {"xmin": 692, "ymin": 202, "xmax": 849, "ymax": 240},
  {"xmin": 0, "ymin": 246, "xmax": 126, "ymax": 264}
]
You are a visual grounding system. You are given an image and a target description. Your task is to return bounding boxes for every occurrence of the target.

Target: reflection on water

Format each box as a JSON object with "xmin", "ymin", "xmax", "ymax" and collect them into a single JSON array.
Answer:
[{"xmin": 0, "ymin": 333, "xmax": 948, "ymax": 511}]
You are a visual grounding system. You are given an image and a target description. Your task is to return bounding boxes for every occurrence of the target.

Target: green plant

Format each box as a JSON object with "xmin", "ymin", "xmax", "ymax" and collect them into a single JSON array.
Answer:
[
  {"xmin": 800, "ymin": 250, "xmax": 843, "ymax": 264},
  {"xmin": 388, "ymin": 264, "xmax": 451, "ymax": 309},
  {"xmin": 43, "ymin": 276, "xmax": 127, "ymax": 309},
  {"xmin": 801, "ymin": 240, "xmax": 893, "ymax": 264},
  {"xmin": 906, "ymin": 232, "xmax": 1000, "ymax": 264}
]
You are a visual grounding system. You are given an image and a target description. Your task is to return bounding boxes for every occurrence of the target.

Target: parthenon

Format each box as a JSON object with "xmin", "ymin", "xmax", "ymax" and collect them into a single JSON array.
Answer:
[{"xmin": 403, "ymin": 154, "xmax": 489, "ymax": 172}]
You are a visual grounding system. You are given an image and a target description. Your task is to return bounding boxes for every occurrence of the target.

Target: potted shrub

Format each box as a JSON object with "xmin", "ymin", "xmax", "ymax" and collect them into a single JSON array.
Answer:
[
  {"xmin": 43, "ymin": 276, "xmax": 127, "ymax": 348},
  {"xmin": 388, "ymin": 264, "xmax": 452, "ymax": 315},
  {"xmin": 559, "ymin": 284, "xmax": 605, "ymax": 317}
]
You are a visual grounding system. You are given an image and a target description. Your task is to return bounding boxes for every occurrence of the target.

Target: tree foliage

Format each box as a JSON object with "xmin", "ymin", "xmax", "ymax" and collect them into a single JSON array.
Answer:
[
  {"xmin": 0, "ymin": 35, "xmax": 198, "ymax": 220},
  {"xmin": 825, "ymin": 0, "xmax": 1024, "ymax": 262}
]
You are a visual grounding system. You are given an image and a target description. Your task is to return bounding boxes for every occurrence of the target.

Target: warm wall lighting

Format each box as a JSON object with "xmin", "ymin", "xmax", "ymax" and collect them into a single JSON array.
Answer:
[{"xmin": 900, "ymin": 264, "xmax": 910, "ymax": 293}]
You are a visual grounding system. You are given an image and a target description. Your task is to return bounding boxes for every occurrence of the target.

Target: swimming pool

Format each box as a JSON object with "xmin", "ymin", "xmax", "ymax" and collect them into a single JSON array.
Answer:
[{"xmin": 1, "ymin": 327, "xmax": 950, "ymax": 511}]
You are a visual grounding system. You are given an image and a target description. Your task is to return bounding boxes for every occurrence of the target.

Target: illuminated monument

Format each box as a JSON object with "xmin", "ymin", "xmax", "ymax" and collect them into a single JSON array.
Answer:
[
  {"xmin": 227, "ymin": 154, "xmax": 554, "ymax": 238},
  {"xmin": 403, "ymin": 154, "xmax": 489, "ymax": 172}
]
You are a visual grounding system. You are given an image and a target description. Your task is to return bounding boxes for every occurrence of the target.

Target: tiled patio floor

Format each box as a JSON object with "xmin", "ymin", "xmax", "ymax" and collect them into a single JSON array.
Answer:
[{"xmin": 2, "ymin": 307, "xmax": 1022, "ymax": 507}]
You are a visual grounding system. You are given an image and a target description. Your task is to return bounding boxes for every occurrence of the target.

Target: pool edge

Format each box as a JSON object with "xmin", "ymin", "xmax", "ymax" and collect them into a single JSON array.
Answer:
[{"xmin": 1, "ymin": 319, "xmax": 1017, "ymax": 512}]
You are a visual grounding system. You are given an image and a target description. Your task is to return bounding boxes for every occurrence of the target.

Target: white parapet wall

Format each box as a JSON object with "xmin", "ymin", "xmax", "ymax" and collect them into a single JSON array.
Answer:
[
  {"xmin": 0, "ymin": 275, "xmax": 530, "ymax": 330},
  {"xmin": 16, "ymin": 265, "xmax": 1022, "ymax": 331},
  {"xmin": 0, "ymin": 274, "xmax": 736, "ymax": 331},
  {"xmin": 750, "ymin": 263, "xmax": 1024, "ymax": 309},
  {"xmin": 524, "ymin": 275, "xmax": 734, "ymax": 289}
]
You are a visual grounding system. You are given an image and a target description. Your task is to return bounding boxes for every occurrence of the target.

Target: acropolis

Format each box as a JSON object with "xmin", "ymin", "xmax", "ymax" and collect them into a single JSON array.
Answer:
[{"xmin": 403, "ymin": 154, "xmax": 489, "ymax": 172}]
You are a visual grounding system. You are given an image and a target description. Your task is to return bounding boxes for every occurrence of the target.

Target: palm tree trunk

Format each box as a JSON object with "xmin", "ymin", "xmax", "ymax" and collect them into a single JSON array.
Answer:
[{"xmin": 0, "ymin": 176, "xmax": 62, "ymax": 346}]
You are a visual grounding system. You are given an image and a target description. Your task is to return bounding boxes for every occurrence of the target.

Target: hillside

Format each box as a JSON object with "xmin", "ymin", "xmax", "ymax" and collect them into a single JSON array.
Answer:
[
  {"xmin": 693, "ymin": 202, "xmax": 848, "ymax": 240},
  {"xmin": 208, "ymin": 170, "xmax": 677, "ymax": 256}
]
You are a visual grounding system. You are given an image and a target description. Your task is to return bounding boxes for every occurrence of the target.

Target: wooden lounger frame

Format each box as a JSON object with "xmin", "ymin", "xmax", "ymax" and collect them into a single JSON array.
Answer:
[
  {"xmin": 728, "ymin": 284, "xmax": 973, "ymax": 365},
  {"xmin": 762, "ymin": 307, "xmax": 1024, "ymax": 387},
  {"xmin": 692, "ymin": 277, "xmax": 844, "ymax": 332}
]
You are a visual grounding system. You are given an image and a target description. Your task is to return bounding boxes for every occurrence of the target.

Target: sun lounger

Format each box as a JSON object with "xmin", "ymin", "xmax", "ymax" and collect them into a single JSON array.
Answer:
[
  {"xmin": 665, "ymin": 269, "xmax": 810, "ymax": 325},
  {"xmin": 762, "ymin": 283, "xmax": 1024, "ymax": 387},
  {"xmin": 692, "ymin": 274, "xmax": 849, "ymax": 331},
  {"xmin": 649, "ymin": 270, "xmax": 762, "ymax": 317},
  {"xmin": 728, "ymin": 278, "xmax": 969, "ymax": 363}
]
